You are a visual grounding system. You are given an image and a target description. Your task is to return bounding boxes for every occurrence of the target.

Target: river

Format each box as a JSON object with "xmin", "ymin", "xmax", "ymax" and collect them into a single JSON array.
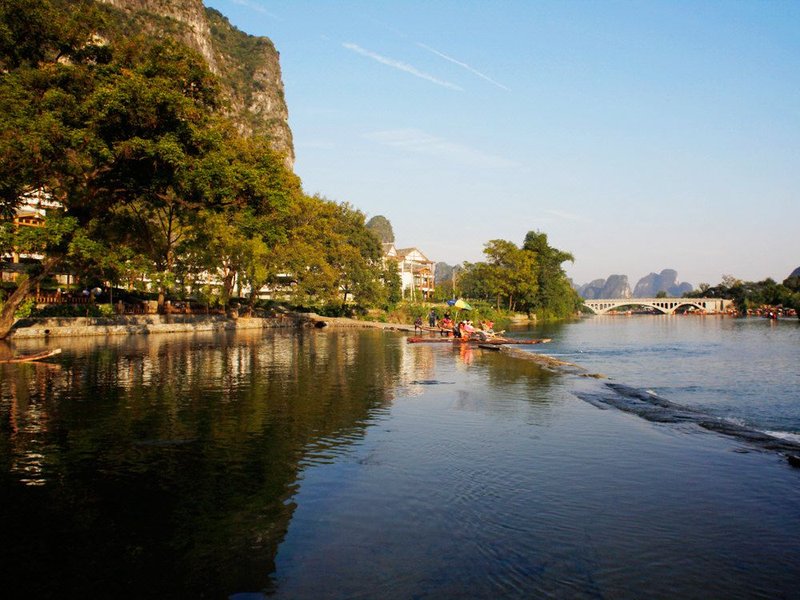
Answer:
[
  {"xmin": 519, "ymin": 314, "xmax": 800, "ymax": 438},
  {"xmin": 1, "ymin": 316, "xmax": 799, "ymax": 599}
]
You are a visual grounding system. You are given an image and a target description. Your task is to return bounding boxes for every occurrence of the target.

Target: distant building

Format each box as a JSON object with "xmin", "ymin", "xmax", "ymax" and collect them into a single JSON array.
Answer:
[
  {"xmin": 6, "ymin": 189, "xmax": 61, "ymax": 263},
  {"xmin": 1, "ymin": 189, "xmax": 68, "ymax": 285},
  {"xmin": 382, "ymin": 243, "xmax": 436, "ymax": 300}
]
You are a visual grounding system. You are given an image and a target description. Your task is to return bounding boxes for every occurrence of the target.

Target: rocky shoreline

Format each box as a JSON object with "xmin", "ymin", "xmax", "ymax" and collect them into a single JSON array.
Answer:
[{"xmin": 7, "ymin": 312, "xmax": 414, "ymax": 339}]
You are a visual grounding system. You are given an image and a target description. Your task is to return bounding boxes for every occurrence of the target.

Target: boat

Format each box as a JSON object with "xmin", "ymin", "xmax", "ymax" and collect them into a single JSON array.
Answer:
[
  {"xmin": 0, "ymin": 348, "xmax": 62, "ymax": 363},
  {"xmin": 416, "ymin": 325, "xmax": 449, "ymax": 333},
  {"xmin": 407, "ymin": 337, "xmax": 551, "ymax": 345}
]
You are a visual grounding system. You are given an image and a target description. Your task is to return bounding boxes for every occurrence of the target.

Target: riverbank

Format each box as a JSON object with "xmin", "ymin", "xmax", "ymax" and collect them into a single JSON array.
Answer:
[{"xmin": 6, "ymin": 312, "xmax": 414, "ymax": 339}]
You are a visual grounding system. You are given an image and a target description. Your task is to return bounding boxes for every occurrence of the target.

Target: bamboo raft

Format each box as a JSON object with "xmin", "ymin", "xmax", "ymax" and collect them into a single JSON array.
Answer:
[
  {"xmin": 0, "ymin": 348, "xmax": 62, "ymax": 363},
  {"xmin": 407, "ymin": 337, "xmax": 551, "ymax": 345}
]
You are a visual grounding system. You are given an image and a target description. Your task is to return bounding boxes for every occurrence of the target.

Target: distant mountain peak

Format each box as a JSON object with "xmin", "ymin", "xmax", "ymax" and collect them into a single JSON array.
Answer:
[
  {"xmin": 577, "ymin": 269, "xmax": 693, "ymax": 299},
  {"xmin": 633, "ymin": 269, "xmax": 692, "ymax": 298}
]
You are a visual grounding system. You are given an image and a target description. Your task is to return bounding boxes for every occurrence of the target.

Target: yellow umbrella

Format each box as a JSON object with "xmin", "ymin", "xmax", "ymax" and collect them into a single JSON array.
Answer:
[{"xmin": 453, "ymin": 298, "xmax": 472, "ymax": 310}]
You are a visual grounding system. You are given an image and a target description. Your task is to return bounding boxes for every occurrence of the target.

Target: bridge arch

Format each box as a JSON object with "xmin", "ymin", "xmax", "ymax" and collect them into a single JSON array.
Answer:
[{"xmin": 582, "ymin": 298, "xmax": 733, "ymax": 315}]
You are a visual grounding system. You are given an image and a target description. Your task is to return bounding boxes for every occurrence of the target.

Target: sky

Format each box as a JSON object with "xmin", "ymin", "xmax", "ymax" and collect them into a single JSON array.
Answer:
[{"xmin": 206, "ymin": 0, "xmax": 799, "ymax": 287}]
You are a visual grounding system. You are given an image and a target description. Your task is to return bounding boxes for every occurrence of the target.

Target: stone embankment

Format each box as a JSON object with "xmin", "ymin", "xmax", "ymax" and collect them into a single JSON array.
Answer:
[
  {"xmin": 290, "ymin": 312, "xmax": 413, "ymax": 332},
  {"xmin": 8, "ymin": 312, "xmax": 413, "ymax": 339}
]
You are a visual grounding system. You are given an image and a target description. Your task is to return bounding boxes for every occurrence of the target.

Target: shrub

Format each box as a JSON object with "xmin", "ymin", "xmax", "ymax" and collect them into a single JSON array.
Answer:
[
  {"xmin": 14, "ymin": 298, "xmax": 36, "ymax": 319},
  {"xmin": 32, "ymin": 303, "xmax": 115, "ymax": 318}
]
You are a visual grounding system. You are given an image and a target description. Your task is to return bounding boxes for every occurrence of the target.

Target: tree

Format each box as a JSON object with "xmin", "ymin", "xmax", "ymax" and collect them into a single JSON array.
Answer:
[
  {"xmin": 484, "ymin": 239, "xmax": 538, "ymax": 311},
  {"xmin": 274, "ymin": 196, "xmax": 384, "ymax": 311},
  {"xmin": 380, "ymin": 262, "xmax": 402, "ymax": 306},
  {"xmin": 0, "ymin": 6, "xmax": 234, "ymax": 334},
  {"xmin": 459, "ymin": 230, "xmax": 580, "ymax": 319},
  {"xmin": 460, "ymin": 261, "xmax": 500, "ymax": 304},
  {"xmin": 318, "ymin": 201, "xmax": 383, "ymax": 311},
  {"xmin": 522, "ymin": 230, "xmax": 579, "ymax": 317}
]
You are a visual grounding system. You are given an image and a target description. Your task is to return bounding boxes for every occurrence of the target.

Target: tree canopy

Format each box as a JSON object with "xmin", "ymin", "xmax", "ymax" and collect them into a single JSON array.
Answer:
[
  {"xmin": 459, "ymin": 230, "xmax": 581, "ymax": 318},
  {"xmin": 0, "ymin": 0, "xmax": 394, "ymax": 334},
  {"xmin": 687, "ymin": 274, "xmax": 800, "ymax": 316},
  {"xmin": 0, "ymin": 0, "xmax": 587, "ymax": 335}
]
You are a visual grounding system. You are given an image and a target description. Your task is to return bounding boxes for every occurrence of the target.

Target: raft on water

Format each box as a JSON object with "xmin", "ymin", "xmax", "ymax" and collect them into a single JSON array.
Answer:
[
  {"xmin": 407, "ymin": 337, "xmax": 551, "ymax": 345},
  {"xmin": 0, "ymin": 348, "xmax": 62, "ymax": 363}
]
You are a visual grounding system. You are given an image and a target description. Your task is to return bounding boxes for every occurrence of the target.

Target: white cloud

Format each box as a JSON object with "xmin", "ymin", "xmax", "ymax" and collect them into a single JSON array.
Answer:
[
  {"xmin": 342, "ymin": 43, "xmax": 463, "ymax": 91},
  {"xmin": 417, "ymin": 42, "xmax": 510, "ymax": 91},
  {"xmin": 364, "ymin": 129, "xmax": 519, "ymax": 169}
]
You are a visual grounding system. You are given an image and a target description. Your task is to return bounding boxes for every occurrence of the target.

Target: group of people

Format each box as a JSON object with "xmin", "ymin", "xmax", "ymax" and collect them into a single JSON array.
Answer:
[
  {"xmin": 451, "ymin": 318, "xmax": 494, "ymax": 341},
  {"xmin": 415, "ymin": 309, "xmax": 496, "ymax": 341},
  {"xmin": 425, "ymin": 310, "xmax": 496, "ymax": 341}
]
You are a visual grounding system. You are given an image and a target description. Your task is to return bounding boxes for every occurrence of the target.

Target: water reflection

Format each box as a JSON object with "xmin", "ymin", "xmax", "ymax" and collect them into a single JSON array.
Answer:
[
  {"xmin": 4, "ymin": 326, "xmax": 799, "ymax": 599},
  {"xmin": 0, "ymin": 329, "xmax": 410, "ymax": 599}
]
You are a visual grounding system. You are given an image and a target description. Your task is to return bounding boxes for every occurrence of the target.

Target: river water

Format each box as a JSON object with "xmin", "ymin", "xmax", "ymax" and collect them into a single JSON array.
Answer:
[
  {"xmin": 520, "ymin": 315, "xmax": 800, "ymax": 438},
  {"xmin": 1, "ymin": 317, "xmax": 799, "ymax": 599}
]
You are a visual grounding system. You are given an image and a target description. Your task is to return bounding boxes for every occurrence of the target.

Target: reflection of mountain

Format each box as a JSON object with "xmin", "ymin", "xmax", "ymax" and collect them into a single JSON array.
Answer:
[{"xmin": 0, "ymin": 329, "xmax": 405, "ymax": 598}]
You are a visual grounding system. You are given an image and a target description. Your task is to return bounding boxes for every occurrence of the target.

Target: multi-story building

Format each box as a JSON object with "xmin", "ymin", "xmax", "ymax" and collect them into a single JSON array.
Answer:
[
  {"xmin": 382, "ymin": 243, "xmax": 436, "ymax": 300},
  {"xmin": 1, "ymin": 189, "xmax": 66, "ymax": 283}
]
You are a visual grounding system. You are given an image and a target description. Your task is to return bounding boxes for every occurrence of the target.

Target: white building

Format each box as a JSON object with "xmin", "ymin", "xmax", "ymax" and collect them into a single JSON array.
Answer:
[{"xmin": 382, "ymin": 243, "xmax": 435, "ymax": 300}]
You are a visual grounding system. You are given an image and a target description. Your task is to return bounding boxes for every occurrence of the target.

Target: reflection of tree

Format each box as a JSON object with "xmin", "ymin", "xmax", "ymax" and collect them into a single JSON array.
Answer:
[{"xmin": 0, "ymin": 329, "xmax": 404, "ymax": 598}]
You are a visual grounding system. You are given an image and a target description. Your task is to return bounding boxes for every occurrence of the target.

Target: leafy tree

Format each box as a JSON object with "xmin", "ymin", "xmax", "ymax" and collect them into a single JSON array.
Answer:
[
  {"xmin": 380, "ymin": 262, "xmax": 402, "ymax": 306},
  {"xmin": 0, "ymin": 0, "xmax": 409, "ymax": 332},
  {"xmin": 319, "ymin": 201, "xmax": 383, "ymax": 311},
  {"xmin": 460, "ymin": 261, "xmax": 500, "ymax": 303},
  {"xmin": 485, "ymin": 239, "xmax": 538, "ymax": 311},
  {"xmin": 522, "ymin": 230, "xmax": 580, "ymax": 317},
  {"xmin": 459, "ymin": 230, "xmax": 579, "ymax": 319},
  {"xmin": 688, "ymin": 275, "xmax": 800, "ymax": 317},
  {"xmin": 0, "ymin": 4, "xmax": 236, "ymax": 333}
]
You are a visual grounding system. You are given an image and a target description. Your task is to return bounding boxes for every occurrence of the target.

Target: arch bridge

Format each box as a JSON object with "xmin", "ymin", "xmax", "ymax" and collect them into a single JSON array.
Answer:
[{"xmin": 583, "ymin": 297, "xmax": 733, "ymax": 315}]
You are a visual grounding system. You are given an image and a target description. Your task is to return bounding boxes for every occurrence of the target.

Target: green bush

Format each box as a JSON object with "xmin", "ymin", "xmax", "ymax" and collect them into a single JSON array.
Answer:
[
  {"xmin": 32, "ymin": 303, "xmax": 115, "ymax": 318},
  {"xmin": 14, "ymin": 298, "xmax": 36, "ymax": 318}
]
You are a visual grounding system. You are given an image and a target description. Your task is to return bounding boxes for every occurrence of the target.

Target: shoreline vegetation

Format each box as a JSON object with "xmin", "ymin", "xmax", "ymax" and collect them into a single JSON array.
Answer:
[{"xmin": 0, "ymin": 1, "xmax": 582, "ymax": 339}]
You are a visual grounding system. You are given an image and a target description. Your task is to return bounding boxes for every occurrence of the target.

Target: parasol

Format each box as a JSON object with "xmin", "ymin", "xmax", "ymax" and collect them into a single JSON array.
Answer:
[{"xmin": 451, "ymin": 298, "xmax": 472, "ymax": 310}]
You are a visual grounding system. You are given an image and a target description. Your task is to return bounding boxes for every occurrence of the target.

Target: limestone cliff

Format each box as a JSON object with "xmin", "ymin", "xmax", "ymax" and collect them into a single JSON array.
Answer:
[
  {"xmin": 98, "ymin": 0, "xmax": 294, "ymax": 169},
  {"xmin": 577, "ymin": 275, "xmax": 631, "ymax": 299},
  {"xmin": 633, "ymin": 269, "xmax": 693, "ymax": 298}
]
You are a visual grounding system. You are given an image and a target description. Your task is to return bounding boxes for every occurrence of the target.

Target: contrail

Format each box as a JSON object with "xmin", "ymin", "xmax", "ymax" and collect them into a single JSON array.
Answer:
[
  {"xmin": 343, "ymin": 43, "xmax": 463, "ymax": 91},
  {"xmin": 229, "ymin": 0, "xmax": 281, "ymax": 19},
  {"xmin": 417, "ymin": 42, "xmax": 509, "ymax": 91},
  {"xmin": 365, "ymin": 129, "xmax": 519, "ymax": 169}
]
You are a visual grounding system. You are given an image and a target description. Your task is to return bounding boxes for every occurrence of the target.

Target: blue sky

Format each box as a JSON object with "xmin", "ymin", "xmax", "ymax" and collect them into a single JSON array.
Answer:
[{"xmin": 206, "ymin": 0, "xmax": 799, "ymax": 287}]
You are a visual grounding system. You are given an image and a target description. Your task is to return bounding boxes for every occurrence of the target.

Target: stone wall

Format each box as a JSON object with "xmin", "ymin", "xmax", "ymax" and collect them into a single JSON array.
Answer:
[{"xmin": 9, "ymin": 315, "xmax": 295, "ymax": 339}]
